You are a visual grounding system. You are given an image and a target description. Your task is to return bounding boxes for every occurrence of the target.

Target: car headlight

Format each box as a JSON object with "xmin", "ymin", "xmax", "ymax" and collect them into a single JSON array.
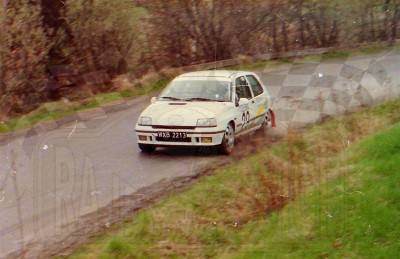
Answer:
[
  {"xmin": 138, "ymin": 116, "xmax": 152, "ymax": 126},
  {"xmin": 196, "ymin": 118, "xmax": 217, "ymax": 127}
]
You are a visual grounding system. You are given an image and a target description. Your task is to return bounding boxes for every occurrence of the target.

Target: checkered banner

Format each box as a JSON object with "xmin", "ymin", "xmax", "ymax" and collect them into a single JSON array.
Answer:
[{"xmin": 258, "ymin": 51, "xmax": 399, "ymax": 132}]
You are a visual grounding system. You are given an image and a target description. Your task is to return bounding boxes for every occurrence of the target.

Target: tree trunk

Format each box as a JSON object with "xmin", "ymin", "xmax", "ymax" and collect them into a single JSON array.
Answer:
[
  {"xmin": 281, "ymin": 20, "xmax": 289, "ymax": 52},
  {"xmin": 369, "ymin": 9, "xmax": 376, "ymax": 41},
  {"xmin": 329, "ymin": 20, "xmax": 339, "ymax": 46},
  {"xmin": 299, "ymin": 15, "xmax": 306, "ymax": 48},
  {"xmin": 272, "ymin": 14, "xmax": 280, "ymax": 53},
  {"xmin": 297, "ymin": 0, "xmax": 306, "ymax": 48},
  {"xmin": 390, "ymin": 3, "xmax": 399, "ymax": 45},
  {"xmin": 382, "ymin": 0, "xmax": 391, "ymax": 41},
  {"xmin": 359, "ymin": 11, "xmax": 366, "ymax": 43}
]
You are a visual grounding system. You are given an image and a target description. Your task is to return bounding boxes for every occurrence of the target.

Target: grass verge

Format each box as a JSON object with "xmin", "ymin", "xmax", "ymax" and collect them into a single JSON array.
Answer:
[
  {"xmin": 66, "ymin": 99, "xmax": 400, "ymax": 258},
  {"xmin": 0, "ymin": 78, "xmax": 169, "ymax": 133},
  {"xmin": 227, "ymin": 44, "xmax": 400, "ymax": 71},
  {"xmin": 1, "ymin": 43, "xmax": 398, "ymax": 134}
]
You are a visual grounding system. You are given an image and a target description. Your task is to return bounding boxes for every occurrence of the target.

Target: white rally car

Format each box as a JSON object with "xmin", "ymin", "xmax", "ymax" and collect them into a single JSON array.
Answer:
[{"xmin": 135, "ymin": 70, "xmax": 275, "ymax": 154}]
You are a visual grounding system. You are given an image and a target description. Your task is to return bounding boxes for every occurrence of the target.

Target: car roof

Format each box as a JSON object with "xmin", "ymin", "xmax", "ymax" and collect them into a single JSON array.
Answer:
[{"xmin": 177, "ymin": 70, "xmax": 253, "ymax": 79}]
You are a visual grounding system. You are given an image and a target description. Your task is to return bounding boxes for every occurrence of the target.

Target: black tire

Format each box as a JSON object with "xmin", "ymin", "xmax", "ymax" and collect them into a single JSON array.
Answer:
[
  {"xmin": 218, "ymin": 123, "xmax": 235, "ymax": 155},
  {"xmin": 138, "ymin": 143, "xmax": 156, "ymax": 153}
]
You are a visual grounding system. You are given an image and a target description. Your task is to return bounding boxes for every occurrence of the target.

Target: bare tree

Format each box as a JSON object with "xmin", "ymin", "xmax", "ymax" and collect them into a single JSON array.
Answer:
[
  {"xmin": 65, "ymin": 0, "xmax": 141, "ymax": 76},
  {"xmin": 142, "ymin": 0, "xmax": 272, "ymax": 67},
  {"xmin": 0, "ymin": 1, "xmax": 51, "ymax": 117}
]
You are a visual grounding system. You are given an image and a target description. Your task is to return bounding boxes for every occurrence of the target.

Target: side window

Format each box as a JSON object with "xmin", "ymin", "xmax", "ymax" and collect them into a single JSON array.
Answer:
[
  {"xmin": 235, "ymin": 76, "xmax": 252, "ymax": 99},
  {"xmin": 246, "ymin": 75, "xmax": 264, "ymax": 97}
]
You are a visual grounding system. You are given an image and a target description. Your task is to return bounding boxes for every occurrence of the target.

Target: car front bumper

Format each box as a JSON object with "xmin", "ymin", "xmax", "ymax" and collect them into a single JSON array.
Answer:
[{"xmin": 135, "ymin": 126, "xmax": 225, "ymax": 146}]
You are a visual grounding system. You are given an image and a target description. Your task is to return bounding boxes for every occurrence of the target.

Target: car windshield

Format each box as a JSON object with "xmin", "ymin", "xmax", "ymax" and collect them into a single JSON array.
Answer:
[{"xmin": 159, "ymin": 79, "xmax": 231, "ymax": 102}]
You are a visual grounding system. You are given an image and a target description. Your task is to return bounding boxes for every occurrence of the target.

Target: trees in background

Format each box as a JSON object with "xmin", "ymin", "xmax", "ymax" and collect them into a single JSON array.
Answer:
[
  {"xmin": 0, "ymin": 0, "xmax": 142, "ymax": 117},
  {"xmin": 0, "ymin": 0, "xmax": 51, "ymax": 115},
  {"xmin": 143, "ymin": 0, "xmax": 272, "ymax": 68},
  {"xmin": 142, "ymin": 0, "xmax": 400, "ymax": 68},
  {"xmin": 0, "ymin": 0, "xmax": 399, "ymax": 118},
  {"xmin": 65, "ymin": 0, "xmax": 141, "ymax": 76}
]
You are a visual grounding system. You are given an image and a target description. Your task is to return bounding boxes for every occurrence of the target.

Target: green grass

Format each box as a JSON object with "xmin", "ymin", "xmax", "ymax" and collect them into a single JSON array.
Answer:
[
  {"xmin": 0, "ymin": 78, "xmax": 169, "ymax": 133},
  {"xmin": 66, "ymin": 99, "xmax": 400, "ymax": 258},
  {"xmin": 219, "ymin": 125, "xmax": 400, "ymax": 258}
]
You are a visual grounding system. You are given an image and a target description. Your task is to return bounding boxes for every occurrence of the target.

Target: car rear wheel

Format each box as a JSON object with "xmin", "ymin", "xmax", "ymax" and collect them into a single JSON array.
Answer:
[
  {"xmin": 218, "ymin": 123, "xmax": 235, "ymax": 155},
  {"xmin": 260, "ymin": 109, "xmax": 272, "ymax": 129},
  {"xmin": 138, "ymin": 143, "xmax": 156, "ymax": 153}
]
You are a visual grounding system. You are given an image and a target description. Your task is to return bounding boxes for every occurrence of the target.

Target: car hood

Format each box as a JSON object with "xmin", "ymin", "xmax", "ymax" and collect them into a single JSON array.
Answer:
[{"xmin": 140, "ymin": 101, "xmax": 233, "ymax": 126}]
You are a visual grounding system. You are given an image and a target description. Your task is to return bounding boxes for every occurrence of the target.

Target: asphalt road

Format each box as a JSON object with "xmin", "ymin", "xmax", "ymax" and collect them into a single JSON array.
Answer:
[{"xmin": 0, "ymin": 51, "xmax": 399, "ymax": 257}]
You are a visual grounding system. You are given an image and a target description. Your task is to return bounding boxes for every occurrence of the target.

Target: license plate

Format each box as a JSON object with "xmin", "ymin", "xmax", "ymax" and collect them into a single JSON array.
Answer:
[{"xmin": 158, "ymin": 132, "xmax": 187, "ymax": 139}]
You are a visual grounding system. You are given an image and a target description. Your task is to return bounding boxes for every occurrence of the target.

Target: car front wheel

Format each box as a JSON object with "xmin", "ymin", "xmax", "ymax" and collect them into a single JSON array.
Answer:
[
  {"xmin": 260, "ymin": 109, "xmax": 272, "ymax": 129},
  {"xmin": 138, "ymin": 143, "xmax": 156, "ymax": 153},
  {"xmin": 218, "ymin": 123, "xmax": 235, "ymax": 155}
]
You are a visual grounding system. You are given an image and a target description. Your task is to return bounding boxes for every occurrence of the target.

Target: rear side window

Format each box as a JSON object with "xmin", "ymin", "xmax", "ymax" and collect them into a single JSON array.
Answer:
[
  {"xmin": 246, "ymin": 75, "xmax": 264, "ymax": 96},
  {"xmin": 235, "ymin": 76, "xmax": 252, "ymax": 99}
]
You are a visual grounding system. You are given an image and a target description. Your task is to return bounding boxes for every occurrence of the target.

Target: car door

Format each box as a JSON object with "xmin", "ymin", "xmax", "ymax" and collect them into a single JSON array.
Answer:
[
  {"xmin": 245, "ymin": 74, "xmax": 269, "ymax": 127},
  {"xmin": 234, "ymin": 76, "xmax": 257, "ymax": 133}
]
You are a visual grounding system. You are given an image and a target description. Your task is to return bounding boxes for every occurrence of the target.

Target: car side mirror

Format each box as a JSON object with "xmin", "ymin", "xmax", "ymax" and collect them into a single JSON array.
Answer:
[
  {"xmin": 238, "ymin": 98, "xmax": 249, "ymax": 106},
  {"xmin": 151, "ymin": 97, "xmax": 157, "ymax": 104}
]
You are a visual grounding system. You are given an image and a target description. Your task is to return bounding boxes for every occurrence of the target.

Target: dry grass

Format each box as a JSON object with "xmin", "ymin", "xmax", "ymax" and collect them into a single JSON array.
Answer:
[{"xmin": 68, "ymin": 99, "xmax": 400, "ymax": 258}]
